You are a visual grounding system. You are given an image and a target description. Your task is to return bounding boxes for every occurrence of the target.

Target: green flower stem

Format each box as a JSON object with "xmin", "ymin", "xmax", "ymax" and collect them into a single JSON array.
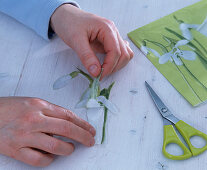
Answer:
[
  {"xmin": 172, "ymin": 59, "xmax": 203, "ymax": 102},
  {"xmin": 101, "ymin": 107, "xmax": 108, "ymax": 144},
  {"xmin": 100, "ymin": 82, "xmax": 115, "ymax": 144},
  {"xmin": 76, "ymin": 68, "xmax": 93, "ymax": 84}
]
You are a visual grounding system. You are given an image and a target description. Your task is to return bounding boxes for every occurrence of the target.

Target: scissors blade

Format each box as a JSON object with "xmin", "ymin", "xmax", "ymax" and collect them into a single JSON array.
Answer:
[
  {"xmin": 163, "ymin": 117, "xmax": 173, "ymax": 125},
  {"xmin": 145, "ymin": 81, "xmax": 179, "ymax": 124}
]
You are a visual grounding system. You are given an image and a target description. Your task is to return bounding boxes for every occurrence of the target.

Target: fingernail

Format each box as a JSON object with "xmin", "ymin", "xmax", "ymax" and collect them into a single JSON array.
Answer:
[
  {"xmin": 89, "ymin": 65, "xmax": 98, "ymax": 75},
  {"xmin": 90, "ymin": 138, "xmax": 95, "ymax": 146}
]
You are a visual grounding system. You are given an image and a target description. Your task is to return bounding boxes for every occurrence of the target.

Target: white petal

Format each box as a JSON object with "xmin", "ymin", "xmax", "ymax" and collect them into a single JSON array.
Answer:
[
  {"xmin": 186, "ymin": 24, "xmax": 199, "ymax": 29},
  {"xmin": 180, "ymin": 23, "xmax": 193, "ymax": 40},
  {"xmin": 149, "ymin": 48, "xmax": 161, "ymax": 58},
  {"xmin": 140, "ymin": 46, "xmax": 149, "ymax": 55},
  {"xmin": 75, "ymin": 88, "xmax": 91, "ymax": 109},
  {"xmin": 175, "ymin": 40, "xmax": 189, "ymax": 48},
  {"xmin": 53, "ymin": 74, "xmax": 72, "ymax": 90},
  {"xmin": 172, "ymin": 54, "xmax": 183, "ymax": 65},
  {"xmin": 80, "ymin": 88, "xmax": 91, "ymax": 101},
  {"xmin": 97, "ymin": 96, "xmax": 119, "ymax": 113},
  {"xmin": 86, "ymin": 107, "xmax": 105, "ymax": 144},
  {"xmin": 159, "ymin": 52, "xmax": 171, "ymax": 64},
  {"xmin": 197, "ymin": 16, "xmax": 207, "ymax": 37},
  {"xmin": 180, "ymin": 50, "xmax": 196, "ymax": 61},
  {"xmin": 75, "ymin": 99, "xmax": 88, "ymax": 108},
  {"xmin": 86, "ymin": 99, "xmax": 101, "ymax": 108}
]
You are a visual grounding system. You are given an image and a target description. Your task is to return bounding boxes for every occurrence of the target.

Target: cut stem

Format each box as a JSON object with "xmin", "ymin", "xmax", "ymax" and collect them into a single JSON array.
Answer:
[
  {"xmin": 101, "ymin": 107, "xmax": 108, "ymax": 144},
  {"xmin": 101, "ymin": 82, "xmax": 115, "ymax": 144}
]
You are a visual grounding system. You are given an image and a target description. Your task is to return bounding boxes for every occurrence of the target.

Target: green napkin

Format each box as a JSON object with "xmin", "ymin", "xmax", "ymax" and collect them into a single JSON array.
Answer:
[{"xmin": 128, "ymin": 0, "xmax": 207, "ymax": 106}]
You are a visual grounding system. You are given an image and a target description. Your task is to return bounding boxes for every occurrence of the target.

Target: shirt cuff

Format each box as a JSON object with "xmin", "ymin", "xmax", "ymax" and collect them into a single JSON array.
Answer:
[{"xmin": 35, "ymin": 0, "xmax": 79, "ymax": 40}]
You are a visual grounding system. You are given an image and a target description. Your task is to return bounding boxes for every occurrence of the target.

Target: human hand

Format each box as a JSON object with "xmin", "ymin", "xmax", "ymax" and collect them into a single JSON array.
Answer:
[
  {"xmin": 0, "ymin": 97, "xmax": 95, "ymax": 167},
  {"xmin": 51, "ymin": 4, "xmax": 134, "ymax": 79}
]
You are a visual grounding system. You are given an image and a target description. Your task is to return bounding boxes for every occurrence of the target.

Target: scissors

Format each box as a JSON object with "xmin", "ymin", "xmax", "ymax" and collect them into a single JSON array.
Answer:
[{"xmin": 145, "ymin": 81, "xmax": 207, "ymax": 160}]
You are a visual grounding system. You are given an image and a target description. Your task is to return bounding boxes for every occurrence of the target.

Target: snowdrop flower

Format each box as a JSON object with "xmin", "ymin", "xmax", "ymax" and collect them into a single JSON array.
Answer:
[
  {"xmin": 75, "ymin": 88, "xmax": 91, "ymax": 108},
  {"xmin": 53, "ymin": 68, "xmax": 117, "ymax": 144},
  {"xmin": 141, "ymin": 46, "xmax": 161, "ymax": 57},
  {"xmin": 179, "ymin": 23, "xmax": 199, "ymax": 40},
  {"xmin": 159, "ymin": 40, "xmax": 196, "ymax": 65},
  {"xmin": 78, "ymin": 85, "xmax": 118, "ymax": 114},
  {"xmin": 53, "ymin": 69, "xmax": 118, "ymax": 113},
  {"xmin": 75, "ymin": 70, "xmax": 118, "ymax": 113},
  {"xmin": 179, "ymin": 16, "xmax": 207, "ymax": 40}
]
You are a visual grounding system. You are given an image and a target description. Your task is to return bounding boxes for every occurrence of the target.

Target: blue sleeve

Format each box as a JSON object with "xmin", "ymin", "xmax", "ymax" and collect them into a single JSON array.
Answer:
[{"xmin": 0, "ymin": 0, "xmax": 79, "ymax": 40}]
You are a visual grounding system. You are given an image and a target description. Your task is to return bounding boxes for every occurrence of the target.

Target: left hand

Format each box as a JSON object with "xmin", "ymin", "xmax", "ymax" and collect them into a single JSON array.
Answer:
[{"xmin": 51, "ymin": 4, "xmax": 134, "ymax": 79}]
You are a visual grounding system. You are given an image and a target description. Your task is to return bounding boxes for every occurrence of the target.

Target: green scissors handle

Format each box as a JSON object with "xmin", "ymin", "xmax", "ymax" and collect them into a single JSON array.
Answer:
[
  {"xmin": 163, "ymin": 120, "xmax": 207, "ymax": 160},
  {"xmin": 175, "ymin": 120, "xmax": 207, "ymax": 156},
  {"xmin": 163, "ymin": 124, "xmax": 192, "ymax": 160},
  {"xmin": 145, "ymin": 81, "xmax": 207, "ymax": 160}
]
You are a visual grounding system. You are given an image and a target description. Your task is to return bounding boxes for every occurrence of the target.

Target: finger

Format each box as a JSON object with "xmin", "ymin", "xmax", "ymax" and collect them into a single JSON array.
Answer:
[
  {"xmin": 25, "ymin": 133, "xmax": 74, "ymax": 156},
  {"xmin": 72, "ymin": 35, "xmax": 102, "ymax": 77},
  {"xmin": 42, "ymin": 104, "xmax": 96, "ymax": 136},
  {"xmin": 112, "ymin": 34, "xmax": 131, "ymax": 73},
  {"xmin": 125, "ymin": 40, "xmax": 129, "ymax": 46},
  {"xmin": 40, "ymin": 116, "xmax": 95, "ymax": 147},
  {"xmin": 16, "ymin": 147, "xmax": 54, "ymax": 167},
  {"xmin": 97, "ymin": 23, "xmax": 121, "ymax": 78},
  {"xmin": 125, "ymin": 40, "xmax": 134, "ymax": 59},
  {"xmin": 112, "ymin": 56, "xmax": 130, "ymax": 73},
  {"xmin": 90, "ymin": 39, "xmax": 105, "ymax": 54}
]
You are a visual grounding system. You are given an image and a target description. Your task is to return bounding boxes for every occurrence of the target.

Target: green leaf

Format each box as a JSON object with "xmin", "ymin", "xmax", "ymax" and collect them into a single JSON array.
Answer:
[
  {"xmin": 165, "ymin": 27, "xmax": 184, "ymax": 39},
  {"xmin": 100, "ymin": 82, "xmax": 115, "ymax": 99},
  {"xmin": 195, "ymin": 51, "xmax": 207, "ymax": 70},
  {"xmin": 173, "ymin": 15, "xmax": 184, "ymax": 24},
  {"xmin": 91, "ymin": 78, "xmax": 100, "ymax": 99},
  {"xmin": 194, "ymin": 38, "xmax": 207, "ymax": 55},
  {"xmin": 173, "ymin": 60, "xmax": 202, "ymax": 102},
  {"xmin": 100, "ymin": 89, "xmax": 107, "ymax": 97},
  {"xmin": 181, "ymin": 59, "xmax": 207, "ymax": 91},
  {"xmin": 145, "ymin": 39, "xmax": 168, "ymax": 53},
  {"xmin": 90, "ymin": 69, "xmax": 103, "ymax": 98},
  {"xmin": 162, "ymin": 35, "xmax": 178, "ymax": 44},
  {"xmin": 142, "ymin": 40, "xmax": 147, "ymax": 46}
]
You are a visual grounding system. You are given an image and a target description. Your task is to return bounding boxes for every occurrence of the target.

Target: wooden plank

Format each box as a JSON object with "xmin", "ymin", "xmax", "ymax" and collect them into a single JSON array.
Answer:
[
  {"xmin": 0, "ymin": 12, "xmax": 34, "ymax": 96},
  {"xmin": 1, "ymin": 0, "xmax": 207, "ymax": 169}
]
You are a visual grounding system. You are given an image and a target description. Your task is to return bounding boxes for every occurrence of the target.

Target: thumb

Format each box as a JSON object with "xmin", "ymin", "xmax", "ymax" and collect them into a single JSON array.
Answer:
[{"xmin": 73, "ymin": 37, "xmax": 101, "ymax": 77}]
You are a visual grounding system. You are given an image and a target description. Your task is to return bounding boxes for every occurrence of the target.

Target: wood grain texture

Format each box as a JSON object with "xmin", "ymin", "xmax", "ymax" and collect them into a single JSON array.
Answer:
[{"xmin": 0, "ymin": 0, "xmax": 206, "ymax": 169}]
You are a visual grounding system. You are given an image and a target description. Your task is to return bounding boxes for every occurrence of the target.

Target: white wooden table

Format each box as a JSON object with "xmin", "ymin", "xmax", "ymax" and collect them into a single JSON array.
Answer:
[{"xmin": 0, "ymin": 0, "xmax": 206, "ymax": 169}]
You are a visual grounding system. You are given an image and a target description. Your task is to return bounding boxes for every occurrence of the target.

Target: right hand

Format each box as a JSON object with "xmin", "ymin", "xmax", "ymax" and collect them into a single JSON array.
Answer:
[
  {"xmin": 51, "ymin": 4, "xmax": 134, "ymax": 79},
  {"xmin": 0, "ymin": 97, "xmax": 95, "ymax": 167}
]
